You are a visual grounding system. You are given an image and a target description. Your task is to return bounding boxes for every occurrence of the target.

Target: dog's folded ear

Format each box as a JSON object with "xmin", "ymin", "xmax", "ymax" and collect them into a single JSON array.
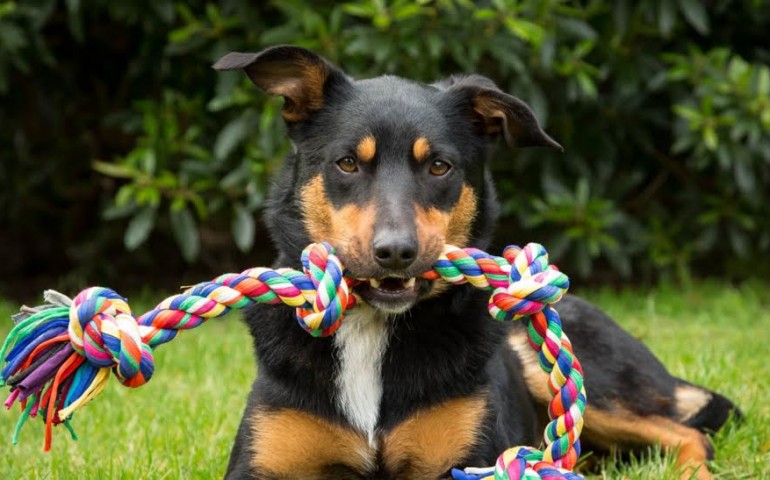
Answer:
[
  {"xmin": 437, "ymin": 74, "xmax": 563, "ymax": 151},
  {"xmin": 213, "ymin": 45, "xmax": 349, "ymax": 123}
]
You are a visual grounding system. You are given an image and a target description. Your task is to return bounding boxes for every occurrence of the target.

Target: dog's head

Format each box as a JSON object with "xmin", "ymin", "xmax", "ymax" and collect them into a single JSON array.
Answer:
[{"xmin": 214, "ymin": 46, "xmax": 561, "ymax": 314}]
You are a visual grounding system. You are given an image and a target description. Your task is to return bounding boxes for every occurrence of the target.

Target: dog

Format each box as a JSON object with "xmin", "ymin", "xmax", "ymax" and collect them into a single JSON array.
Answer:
[{"xmin": 212, "ymin": 45, "xmax": 740, "ymax": 480}]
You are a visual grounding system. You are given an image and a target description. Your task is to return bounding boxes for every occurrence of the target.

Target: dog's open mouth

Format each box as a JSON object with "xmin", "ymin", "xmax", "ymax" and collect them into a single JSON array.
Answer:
[{"xmin": 354, "ymin": 276, "xmax": 424, "ymax": 313}]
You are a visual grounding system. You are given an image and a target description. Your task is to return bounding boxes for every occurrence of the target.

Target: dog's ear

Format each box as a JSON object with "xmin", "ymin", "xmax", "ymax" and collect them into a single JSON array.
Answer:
[
  {"xmin": 437, "ymin": 74, "xmax": 563, "ymax": 151},
  {"xmin": 213, "ymin": 45, "xmax": 349, "ymax": 123}
]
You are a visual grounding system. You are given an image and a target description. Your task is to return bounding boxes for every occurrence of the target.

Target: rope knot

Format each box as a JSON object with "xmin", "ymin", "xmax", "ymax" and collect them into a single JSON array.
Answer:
[
  {"xmin": 494, "ymin": 446, "xmax": 583, "ymax": 479},
  {"xmin": 69, "ymin": 287, "xmax": 154, "ymax": 388},
  {"xmin": 488, "ymin": 244, "xmax": 569, "ymax": 322},
  {"xmin": 294, "ymin": 242, "xmax": 354, "ymax": 336}
]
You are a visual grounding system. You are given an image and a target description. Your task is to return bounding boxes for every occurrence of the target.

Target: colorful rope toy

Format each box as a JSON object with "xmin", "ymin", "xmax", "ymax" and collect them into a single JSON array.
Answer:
[{"xmin": 0, "ymin": 242, "xmax": 586, "ymax": 480}]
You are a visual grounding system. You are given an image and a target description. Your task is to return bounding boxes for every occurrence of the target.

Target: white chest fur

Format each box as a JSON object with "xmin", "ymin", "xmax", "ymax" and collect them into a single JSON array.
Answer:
[{"xmin": 333, "ymin": 306, "xmax": 389, "ymax": 446}]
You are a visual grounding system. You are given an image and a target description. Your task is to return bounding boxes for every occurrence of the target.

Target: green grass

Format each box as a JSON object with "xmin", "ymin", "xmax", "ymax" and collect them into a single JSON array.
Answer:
[
  {"xmin": 578, "ymin": 281, "xmax": 770, "ymax": 479},
  {"xmin": 0, "ymin": 281, "xmax": 768, "ymax": 479}
]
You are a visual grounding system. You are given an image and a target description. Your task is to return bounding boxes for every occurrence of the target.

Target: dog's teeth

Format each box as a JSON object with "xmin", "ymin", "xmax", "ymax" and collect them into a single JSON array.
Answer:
[
  {"xmin": 405, "ymin": 278, "xmax": 416, "ymax": 288},
  {"xmin": 370, "ymin": 278, "xmax": 381, "ymax": 288}
]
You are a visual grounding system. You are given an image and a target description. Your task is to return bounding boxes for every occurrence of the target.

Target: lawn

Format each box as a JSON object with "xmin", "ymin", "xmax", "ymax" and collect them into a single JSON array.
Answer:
[{"xmin": 0, "ymin": 281, "xmax": 767, "ymax": 479}]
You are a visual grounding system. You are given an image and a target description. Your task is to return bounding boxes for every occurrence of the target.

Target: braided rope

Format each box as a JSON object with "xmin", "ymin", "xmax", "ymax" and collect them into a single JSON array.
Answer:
[
  {"xmin": 433, "ymin": 244, "xmax": 586, "ymax": 479},
  {"xmin": 0, "ymin": 242, "xmax": 585, "ymax": 480}
]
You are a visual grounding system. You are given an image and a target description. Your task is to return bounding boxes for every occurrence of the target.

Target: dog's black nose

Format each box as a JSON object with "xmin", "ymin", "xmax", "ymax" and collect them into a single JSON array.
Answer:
[{"xmin": 373, "ymin": 233, "xmax": 417, "ymax": 270}]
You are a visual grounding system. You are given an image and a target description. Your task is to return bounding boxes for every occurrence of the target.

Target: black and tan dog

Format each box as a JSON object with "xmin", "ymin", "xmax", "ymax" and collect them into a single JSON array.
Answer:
[{"xmin": 213, "ymin": 46, "xmax": 739, "ymax": 480}]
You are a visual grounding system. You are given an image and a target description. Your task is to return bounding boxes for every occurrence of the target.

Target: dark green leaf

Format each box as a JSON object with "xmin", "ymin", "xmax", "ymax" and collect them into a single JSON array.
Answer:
[
  {"xmin": 92, "ymin": 160, "xmax": 137, "ymax": 179},
  {"xmin": 103, "ymin": 201, "xmax": 138, "ymax": 220},
  {"xmin": 555, "ymin": 17, "xmax": 597, "ymax": 41},
  {"xmin": 613, "ymin": 0, "xmax": 630, "ymax": 36},
  {"xmin": 124, "ymin": 207, "xmax": 156, "ymax": 250},
  {"xmin": 170, "ymin": 207, "xmax": 200, "ymax": 262},
  {"xmin": 392, "ymin": 3, "xmax": 422, "ymax": 20},
  {"xmin": 0, "ymin": 3, "xmax": 16, "ymax": 19},
  {"xmin": 343, "ymin": 3, "xmax": 375, "ymax": 18},
  {"xmin": 151, "ymin": 0, "xmax": 175, "ymax": 24},
  {"xmin": 728, "ymin": 227, "xmax": 750, "ymax": 258},
  {"xmin": 733, "ymin": 160, "xmax": 757, "ymax": 198},
  {"xmin": 215, "ymin": 113, "xmax": 252, "ymax": 161},
  {"xmin": 261, "ymin": 25, "xmax": 301, "ymax": 45},
  {"xmin": 220, "ymin": 162, "xmax": 252, "ymax": 190},
  {"xmin": 0, "ymin": 24, "xmax": 27, "ymax": 51},
  {"xmin": 232, "ymin": 203, "xmax": 256, "ymax": 252},
  {"xmin": 677, "ymin": 0, "xmax": 710, "ymax": 34},
  {"xmin": 657, "ymin": 0, "xmax": 677, "ymax": 37},
  {"xmin": 573, "ymin": 242, "xmax": 592, "ymax": 278},
  {"xmin": 473, "ymin": 9, "xmax": 497, "ymax": 20},
  {"xmin": 65, "ymin": 0, "xmax": 84, "ymax": 42}
]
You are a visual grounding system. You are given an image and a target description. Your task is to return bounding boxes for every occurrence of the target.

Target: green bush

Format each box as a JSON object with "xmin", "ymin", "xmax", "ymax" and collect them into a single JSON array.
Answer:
[{"xmin": 1, "ymin": 0, "xmax": 768, "ymax": 290}]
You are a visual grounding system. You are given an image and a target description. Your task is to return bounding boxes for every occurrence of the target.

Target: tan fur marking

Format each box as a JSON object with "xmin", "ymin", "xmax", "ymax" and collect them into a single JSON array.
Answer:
[
  {"xmin": 583, "ymin": 408, "xmax": 713, "ymax": 480},
  {"xmin": 447, "ymin": 185, "xmax": 478, "ymax": 247},
  {"xmin": 675, "ymin": 385, "xmax": 712, "ymax": 423},
  {"xmin": 413, "ymin": 137, "xmax": 431, "ymax": 162},
  {"xmin": 470, "ymin": 95, "xmax": 506, "ymax": 135},
  {"xmin": 471, "ymin": 94, "xmax": 527, "ymax": 146},
  {"xmin": 256, "ymin": 59, "xmax": 327, "ymax": 123},
  {"xmin": 416, "ymin": 185, "xmax": 477, "ymax": 298},
  {"xmin": 382, "ymin": 395, "xmax": 487, "ymax": 477},
  {"xmin": 356, "ymin": 135, "xmax": 377, "ymax": 162},
  {"xmin": 300, "ymin": 175, "xmax": 376, "ymax": 270},
  {"xmin": 508, "ymin": 330, "xmax": 552, "ymax": 403},
  {"xmin": 300, "ymin": 175, "xmax": 335, "ymax": 242},
  {"xmin": 414, "ymin": 207, "xmax": 447, "ymax": 251},
  {"xmin": 509, "ymin": 330, "xmax": 712, "ymax": 480},
  {"xmin": 302, "ymin": 61, "xmax": 327, "ymax": 110},
  {"xmin": 250, "ymin": 408, "xmax": 375, "ymax": 477},
  {"xmin": 414, "ymin": 185, "xmax": 477, "ymax": 249}
]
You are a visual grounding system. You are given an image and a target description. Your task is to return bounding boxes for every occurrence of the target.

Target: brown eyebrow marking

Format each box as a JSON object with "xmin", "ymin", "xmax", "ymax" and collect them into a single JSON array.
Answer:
[
  {"xmin": 356, "ymin": 135, "xmax": 377, "ymax": 162},
  {"xmin": 413, "ymin": 137, "xmax": 431, "ymax": 162}
]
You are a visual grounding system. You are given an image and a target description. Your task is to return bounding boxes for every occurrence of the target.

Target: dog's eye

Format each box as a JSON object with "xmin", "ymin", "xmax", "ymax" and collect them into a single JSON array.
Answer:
[
  {"xmin": 428, "ymin": 160, "xmax": 451, "ymax": 176},
  {"xmin": 336, "ymin": 156, "xmax": 359, "ymax": 173}
]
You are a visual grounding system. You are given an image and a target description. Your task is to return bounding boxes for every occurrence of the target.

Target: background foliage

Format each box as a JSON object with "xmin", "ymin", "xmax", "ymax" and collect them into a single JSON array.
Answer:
[{"xmin": 1, "ymin": 0, "xmax": 769, "ymax": 298}]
